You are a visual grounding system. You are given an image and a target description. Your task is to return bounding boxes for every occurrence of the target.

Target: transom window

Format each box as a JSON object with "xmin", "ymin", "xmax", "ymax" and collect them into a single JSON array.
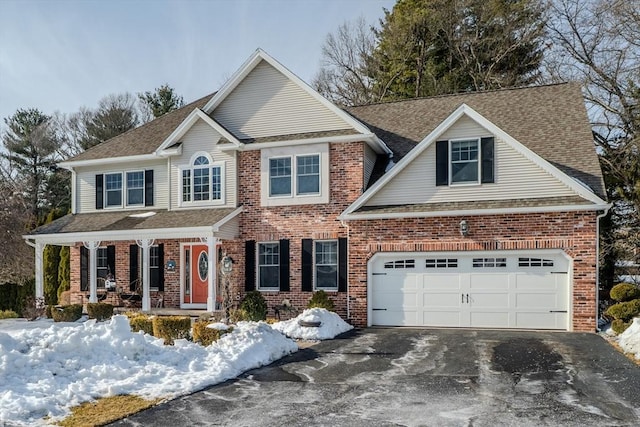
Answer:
[
  {"xmin": 425, "ymin": 258, "xmax": 458, "ymax": 268},
  {"xmin": 105, "ymin": 173, "xmax": 123, "ymax": 207},
  {"xmin": 258, "ymin": 242, "xmax": 280, "ymax": 290},
  {"xmin": 126, "ymin": 171, "xmax": 144, "ymax": 206},
  {"xmin": 315, "ymin": 240, "xmax": 338, "ymax": 290},
  {"xmin": 269, "ymin": 154, "xmax": 321, "ymax": 197},
  {"xmin": 384, "ymin": 259, "xmax": 416, "ymax": 269},
  {"xmin": 473, "ymin": 257, "xmax": 507, "ymax": 268},
  {"xmin": 182, "ymin": 154, "xmax": 224, "ymax": 204},
  {"xmin": 451, "ymin": 139, "xmax": 479, "ymax": 183}
]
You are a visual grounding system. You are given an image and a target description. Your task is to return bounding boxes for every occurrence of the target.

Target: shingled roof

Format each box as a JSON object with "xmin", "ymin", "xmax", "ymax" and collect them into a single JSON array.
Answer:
[
  {"xmin": 67, "ymin": 93, "xmax": 216, "ymax": 162},
  {"xmin": 346, "ymin": 83, "xmax": 605, "ymax": 198}
]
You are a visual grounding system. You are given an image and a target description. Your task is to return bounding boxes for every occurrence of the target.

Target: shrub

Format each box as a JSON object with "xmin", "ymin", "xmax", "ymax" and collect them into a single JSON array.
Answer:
[
  {"xmin": 611, "ymin": 319, "xmax": 631, "ymax": 334},
  {"xmin": 192, "ymin": 320, "xmax": 232, "ymax": 346},
  {"xmin": 58, "ymin": 290, "xmax": 71, "ymax": 306},
  {"xmin": 307, "ymin": 290, "xmax": 335, "ymax": 311},
  {"xmin": 240, "ymin": 291, "xmax": 268, "ymax": 321},
  {"xmin": 51, "ymin": 304, "xmax": 83, "ymax": 322},
  {"xmin": 45, "ymin": 305, "xmax": 53, "ymax": 319},
  {"xmin": 126, "ymin": 312, "xmax": 154, "ymax": 335},
  {"xmin": 605, "ymin": 299, "xmax": 640, "ymax": 322},
  {"xmin": 152, "ymin": 316, "xmax": 191, "ymax": 345},
  {"xmin": 0, "ymin": 310, "xmax": 18, "ymax": 319},
  {"xmin": 228, "ymin": 308, "xmax": 249, "ymax": 323},
  {"xmin": 610, "ymin": 283, "xmax": 640, "ymax": 302},
  {"xmin": 87, "ymin": 303, "xmax": 114, "ymax": 321}
]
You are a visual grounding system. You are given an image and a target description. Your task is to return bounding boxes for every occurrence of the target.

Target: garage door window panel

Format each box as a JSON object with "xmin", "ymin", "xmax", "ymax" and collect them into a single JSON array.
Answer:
[
  {"xmin": 315, "ymin": 240, "xmax": 338, "ymax": 290},
  {"xmin": 473, "ymin": 257, "xmax": 507, "ymax": 268},
  {"xmin": 518, "ymin": 257, "xmax": 554, "ymax": 267},
  {"xmin": 384, "ymin": 259, "xmax": 416, "ymax": 269},
  {"xmin": 425, "ymin": 258, "xmax": 458, "ymax": 268}
]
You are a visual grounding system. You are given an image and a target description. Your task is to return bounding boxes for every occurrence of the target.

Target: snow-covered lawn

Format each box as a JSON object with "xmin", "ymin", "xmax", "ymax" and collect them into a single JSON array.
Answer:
[
  {"xmin": 0, "ymin": 309, "xmax": 352, "ymax": 426},
  {"xmin": 617, "ymin": 318, "xmax": 640, "ymax": 360}
]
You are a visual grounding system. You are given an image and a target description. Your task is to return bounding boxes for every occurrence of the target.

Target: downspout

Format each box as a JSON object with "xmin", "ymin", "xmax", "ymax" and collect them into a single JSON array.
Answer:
[
  {"xmin": 595, "ymin": 205, "xmax": 612, "ymax": 332},
  {"xmin": 340, "ymin": 220, "xmax": 350, "ymax": 321}
]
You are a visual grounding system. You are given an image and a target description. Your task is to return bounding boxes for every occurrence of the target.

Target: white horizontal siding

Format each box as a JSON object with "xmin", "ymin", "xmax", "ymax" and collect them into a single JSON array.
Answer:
[
  {"xmin": 367, "ymin": 117, "xmax": 577, "ymax": 206},
  {"xmin": 364, "ymin": 144, "xmax": 377, "ymax": 188},
  {"xmin": 216, "ymin": 214, "xmax": 240, "ymax": 240},
  {"xmin": 212, "ymin": 60, "xmax": 352, "ymax": 139},
  {"xmin": 439, "ymin": 115, "xmax": 491, "ymax": 140},
  {"xmin": 170, "ymin": 119, "xmax": 237, "ymax": 210},
  {"xmin": 76, "ymin": 160, "xmax": 168, "ymax": 214}
]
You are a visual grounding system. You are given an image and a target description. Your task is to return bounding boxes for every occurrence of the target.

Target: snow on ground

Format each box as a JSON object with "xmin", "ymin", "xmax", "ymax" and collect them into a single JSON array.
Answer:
[
  {"xmin": 0, "ymin": 315, "xmax": 298, "ymax": 426},
  {"xmin": 272, "ymin": 308, "xmax": 353, "ymax": 340},
  {"xmin": 618, "ymin": 318, "xmax": 640, "ymax": 360}
]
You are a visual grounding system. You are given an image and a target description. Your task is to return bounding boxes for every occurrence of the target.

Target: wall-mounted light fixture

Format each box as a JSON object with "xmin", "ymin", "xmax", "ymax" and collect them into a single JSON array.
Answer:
[
  {"xmin": 459, "ymin": 220, "xmax": 470, "ymax": 237},
  {"xmin": 166, "ymin": 259, "xmax": 176, "ymax": 272},
  {"xmin": 221, "ymin": 255, "xmax": 233, "ymax": 275}
]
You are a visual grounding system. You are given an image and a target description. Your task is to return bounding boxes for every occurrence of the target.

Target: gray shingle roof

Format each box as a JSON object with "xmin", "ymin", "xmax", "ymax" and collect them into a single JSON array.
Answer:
[
  {"xmin": 347, "ymin": 83, "xmax": 606, "ymax": 198},
  {"xmin": 67, "ymin": 93, "xmax": 215, "ymax": 162},
  {"xmin": 31, "ymin": 209, "xmax": 236, "ymax": 236}
]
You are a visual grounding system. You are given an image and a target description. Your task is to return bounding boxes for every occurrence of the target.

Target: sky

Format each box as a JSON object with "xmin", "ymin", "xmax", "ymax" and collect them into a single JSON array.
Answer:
[
  {"xmin": 0, "ymin": 0, "xmax": 395, "ymax": 125},
  {"xmin": 0, "ymin": 308, "xmax": 353, "ymax": 425}
]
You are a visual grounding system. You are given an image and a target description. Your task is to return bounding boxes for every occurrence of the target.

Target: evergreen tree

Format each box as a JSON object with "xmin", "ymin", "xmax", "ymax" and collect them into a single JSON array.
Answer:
[
  {"xmin": 57, "ymin": 246, "xmax": 70, "ymax": 302},
  {"xmin": 79, "ymin": 93, "xmax": 139, "ymax": 150},
  {"xmin": 138, "ymin": 84, "xmax": 184, "ymax": 122},
  {"xmin": 42, "ymin": 208, "xmax": 64, "ymax": 306}
]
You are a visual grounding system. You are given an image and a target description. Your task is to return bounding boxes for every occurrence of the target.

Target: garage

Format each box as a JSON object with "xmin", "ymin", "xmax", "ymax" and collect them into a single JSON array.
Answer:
[{"xmin": 369, "ymin": 251, "xmax": 570, "ymax": 330}]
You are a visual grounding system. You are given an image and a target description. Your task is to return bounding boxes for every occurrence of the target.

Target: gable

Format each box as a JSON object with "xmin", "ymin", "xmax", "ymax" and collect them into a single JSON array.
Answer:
[
  {"xmin": 211, "ymin": 60, "xmax": 353, "ymax": 139},
  {"xmin": 366, "ymin": 115, "xmax": 579, "ymax": 207}
]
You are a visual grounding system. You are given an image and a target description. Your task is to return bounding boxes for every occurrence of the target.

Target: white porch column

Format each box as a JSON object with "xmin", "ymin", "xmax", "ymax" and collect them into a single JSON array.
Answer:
[
  {"xmin": 34, "ymin": 241, "xmax": 45, "ymax": 307},
  {"xmin": 83, "ymin": 241, "xmax": 101, "ymax": 303},
  {"xmin": 204, "ymin": 237, "xmax": 219, "ymax": 312},
  {"xmin": 136, "ymin": 239, "xmax": 154, "ymax": 312}
]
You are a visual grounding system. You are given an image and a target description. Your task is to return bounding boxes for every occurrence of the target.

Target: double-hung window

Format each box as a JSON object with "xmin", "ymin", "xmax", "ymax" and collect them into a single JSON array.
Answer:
[
  {"xmin": 435, "ymin": 137, "xmax": 495, "ymax": 186},
  {"xmin": 182, "ymin": 154, "xmax": 224, "ymax": 204},
  {"xmin": 257, "ymin": 242, "xmax": 280, "ymax": 290},
  {"xmin": 315, "ymin": 240, "xmax": 338, "ymax": 290},
  {"xmin": 450, "ymin": 139, "xmax": 479, "ymax": 184},
  {"xmin": 269, "ymin": 154, "xmax": 320, "ymax": 197},
  {"xmin": 105, "ymin": 173, "xmax": 123, "ymax": 207},
  {"xmin": 126, "ymin": 171, "xmax": 144, "ymax": 206},
  {"xmin": 96, "ymin": 247, "xmax": 109, "ymax": 283}
]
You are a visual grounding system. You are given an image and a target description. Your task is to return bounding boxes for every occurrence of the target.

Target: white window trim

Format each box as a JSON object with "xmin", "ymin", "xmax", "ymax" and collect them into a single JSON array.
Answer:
[
  {"xmin": 314, "ymin": 239, "xmax": 339, "ymax": 292},
  {"xmin": 178, "ymin": 152, "xmax": 226, "ymax": 207},
  {"xmin": 148, "ymin": 244, "xmax": 160, "ymax": 291},
  {"xmin": 96, "ymin": 246, "xmax": 109, "ymax": 288},
  {"xmin": 260, "ymin": 143, "xmax": 329, "ymax": 207},
  {"xmin": 104, "ymin": 172, "xmax": 124, "ymax": 209},
  {"xmin": 257, "ymin": 241, "xmax": 280, "ymax": 292},
  {"xmin": 268, "ymin": 156, "xmax": 293, "ymax": 198},
  {"xmin": 267, "ymin": 154, "xmax": 322, "ymax": 199},
  {"xmin": 449, "ymin": 137, "xmax": 481, "ymax": 186},
  {"xmin": 125, "ymin": 170, "xmax": 145, "ymax": 207}
]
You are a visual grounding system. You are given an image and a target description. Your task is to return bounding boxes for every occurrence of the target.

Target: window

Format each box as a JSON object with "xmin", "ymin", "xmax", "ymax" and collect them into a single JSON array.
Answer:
[
  {"xmin": 450, "ymin": 139, "xmax": 479, "ymax": 183},
  {"xmin": 181, "ymin": 154, "xmax": 224, "ymax": 204},
  {"xmin": 149, "ymin": 246, "xmax": 160, "ymax": 290},
  {"xmin": 105, "ymin": 173, "xmax": 122, "ymax": 207},
  {"xmin": 96, "ymin": 247, "xmax": 109, "ymax": 284},
  {"xmin": 269, "ymin": 154, "xmax": 321, "ymax": 197},
  {"xmin": 384, "ymin": 259, "xmax": 416, "ymax": 269},
  {"xmin": 518, "ymin": 257, "xmax": 554, "ymax": 267},
  {"xmin": 315, "ymin": 240, "xmax": 338, "ymax": 290},
  {"xmin": 473, "ymin": 257, "xmax": 507, "ymax": 268},
  {"xmin": 126, "ymin": 171, "xmax": 144, "ymax": 206},
  {"xmin": 258, "ymin": 242, "xmax": 280, "ymax": 290},
  {"xmin": 425, "ymin": 258, "xmax": 458, "ymax": 268}
]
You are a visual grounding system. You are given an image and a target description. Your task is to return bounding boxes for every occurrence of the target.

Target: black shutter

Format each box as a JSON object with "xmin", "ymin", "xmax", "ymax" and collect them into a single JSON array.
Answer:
[
  {"xmin": 158, "ymin": 243, "xmax": 164, "ymax": 291},
  {"xmin": 338, "ymin": 238, "xmax": 348, "ymax": 292},
  {"xmin": 245, "ymin": 240, "xmax": 256, "ymax": 291},
  {"xmin": 95, "ymin": 174, "xmax": 104, "ymax": 209},
  {"xmin": 80, "ymin": 246, "xmax": 89, "ymax": 291},
  {"xmin": 144, "ymin": 170, "xmax": 154, "ymax": 207},
  {"xmin": 301, "ymin": 239, "xmax": 313, "ymax": 292},
  {"xmin": 107, "ymin": 245, "xmax": 116, "ymax": 278},
  {"xmin": 279, "ymin": 239, "xmax": 290, "ymax": 291},
  {"xmin": 435, "ymin": 140, "xmax": 449, "ymax": 186},
  {"xmin": 129, "ymin": 244, "xmax": 139, "ymax": 292},
  {"xmin": 481, "ymin": 137, "xmax": 495, "ymax": 183}
]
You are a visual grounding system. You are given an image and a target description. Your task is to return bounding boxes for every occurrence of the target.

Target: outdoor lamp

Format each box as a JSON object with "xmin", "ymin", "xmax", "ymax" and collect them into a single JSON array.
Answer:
[
  {"xmin": 459, "ymin": 220, "xmax": 470, "ymax": 237},
  {"xmin": 221, "ymin": 255, "xmax": 233, "ymax": 275}
]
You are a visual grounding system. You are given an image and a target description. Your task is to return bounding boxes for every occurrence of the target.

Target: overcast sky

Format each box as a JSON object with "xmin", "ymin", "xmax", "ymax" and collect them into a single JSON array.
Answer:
[{"xmin": 0, "ymin": 0, "xmax": 394, "ymax": 126}]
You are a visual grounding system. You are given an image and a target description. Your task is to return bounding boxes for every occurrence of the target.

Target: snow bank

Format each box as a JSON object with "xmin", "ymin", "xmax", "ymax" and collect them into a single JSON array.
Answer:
[
  {"xmin": 271, "ymin": 308, "xmax": 353, "ymax": 340},
  {"xmin": 0, "ymin": 315, "xmax": 297, "ymax": 426},
  {"xmin": 619, "ymin": 317, "xmax": 640, "ymax": 360}
]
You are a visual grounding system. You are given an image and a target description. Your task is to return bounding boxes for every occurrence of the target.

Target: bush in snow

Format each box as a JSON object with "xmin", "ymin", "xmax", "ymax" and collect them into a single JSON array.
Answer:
[
  {"xmin": 127, "ymin": 312, "xmax": 154, "ymax": 335},
  {"xmin": 307, "ymin": 290, "xmax": 335, "ymax": 311},
  {"xmin": 152, "ymin": 315, "xmax": 192, "ymax": 345},
  {"xmin": 610, "ymin": 283, "xmax": 640, "ymax": 302},
  {"xmin": 612, "ymin": 319, "xmax": 631, "ymax": 334},
  {"xmin": 229, "ymin": 308, "xmax": 250, "ymax": 323},
  {"xmin": 0, "ymin": 309, "xmax": 18, "ymax": 319},
  {"xmin": 606, "ymin": 299, "xmax": 640, "ymax": 334},
  {"xmin": 51, "ymin": 304, "xmax": 83, "ymax": 322},
  {"xmin": 240, "ymin": 291, "xmax": 268, "ymax": 321},
  {"xmin": 192, "ymin": 320, "xmax": 233, "ymax": 346},
  {"xmin": 87, "ymin": 302, "xmax": 114, "ymax": 321}
]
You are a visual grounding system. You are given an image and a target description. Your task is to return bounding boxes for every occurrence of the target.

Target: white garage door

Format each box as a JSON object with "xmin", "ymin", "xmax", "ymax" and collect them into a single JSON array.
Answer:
[{"xmin": 370, "ymin": 251, "xmax": 569, "ymax": 330}]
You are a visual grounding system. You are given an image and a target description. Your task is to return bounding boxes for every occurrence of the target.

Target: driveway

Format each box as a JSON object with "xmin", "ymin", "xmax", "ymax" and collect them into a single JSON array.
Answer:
[{"xmin": 112, "ymin": 328, "xmax": 640, "ymax": 426}]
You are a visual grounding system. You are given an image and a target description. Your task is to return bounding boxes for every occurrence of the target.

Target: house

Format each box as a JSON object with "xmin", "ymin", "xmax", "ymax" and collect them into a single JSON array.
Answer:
[{"xmin": 25, "ymin": 49, "xmax": 609, "ymax": 332}]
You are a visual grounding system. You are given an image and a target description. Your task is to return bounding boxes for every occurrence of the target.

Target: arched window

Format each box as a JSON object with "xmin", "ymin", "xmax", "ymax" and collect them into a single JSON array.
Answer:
[{"xmin": 181, "ymin": 153, "xmax": 224, "ymax": 204}]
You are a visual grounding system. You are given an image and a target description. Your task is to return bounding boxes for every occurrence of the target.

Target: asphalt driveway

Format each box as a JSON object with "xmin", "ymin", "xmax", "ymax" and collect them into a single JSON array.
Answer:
[{"xmin": 112, "ymin": 328, "xmax": 640, "ymax": 426}]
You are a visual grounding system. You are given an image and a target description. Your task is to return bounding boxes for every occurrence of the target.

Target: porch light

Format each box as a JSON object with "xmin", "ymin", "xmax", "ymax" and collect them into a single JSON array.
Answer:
[
  {"xmin": 221, "ymin": 255, "xmax": 233, "ymax": 275},
  {"xmin": 166, "ymin": 259, "xmax": 176, "ymax": 272},
  {"xmin": 459, "ymin": 220, "xmax": 470, "ymax": 237}
]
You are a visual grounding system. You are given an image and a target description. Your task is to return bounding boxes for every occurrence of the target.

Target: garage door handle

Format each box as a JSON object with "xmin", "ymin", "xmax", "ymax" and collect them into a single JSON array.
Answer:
[
  {"xmin": 372, "ymin": 273, "xmax": 387, "ymax": 276},
  {"xmin": 549, "ymin": 310, "xmax": 567, "ymax": 313},
  {"xmin": 372, "ymin": 308, "xmax": 387, "ymax": 311}
]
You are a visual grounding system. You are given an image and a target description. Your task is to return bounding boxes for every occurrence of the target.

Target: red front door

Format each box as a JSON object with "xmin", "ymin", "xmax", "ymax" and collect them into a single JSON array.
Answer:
[{"xmin": 184, "ymin": 244, "xmax": 209, "ymax": 305}]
